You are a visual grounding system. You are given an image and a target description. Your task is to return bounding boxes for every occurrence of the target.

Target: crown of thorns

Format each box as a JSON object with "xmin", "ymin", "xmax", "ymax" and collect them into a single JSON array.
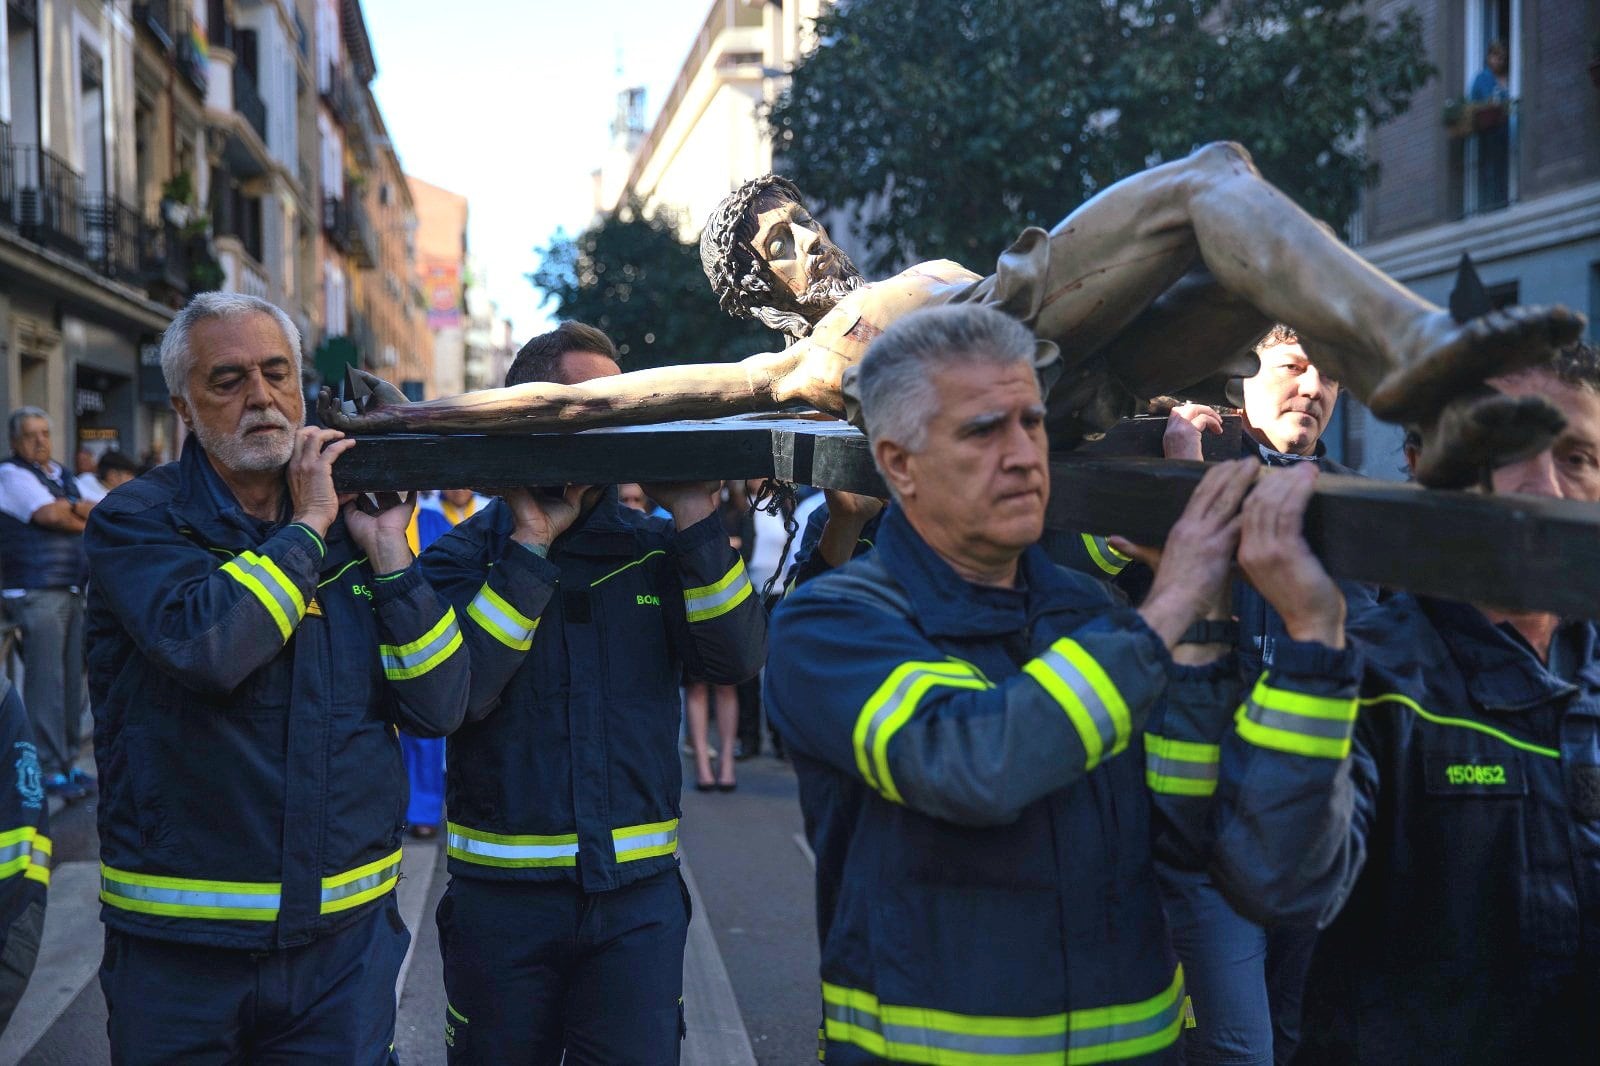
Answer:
[{"xmin": 700, "ymin": 174, "xmax": 806, "ymax": 319}]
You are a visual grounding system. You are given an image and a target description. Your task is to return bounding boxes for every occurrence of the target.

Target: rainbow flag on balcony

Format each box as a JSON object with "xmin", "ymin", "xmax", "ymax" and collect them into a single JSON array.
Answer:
[{"xmin": 189, "ymin": 21, "xmax": 208, "ymax": 64}]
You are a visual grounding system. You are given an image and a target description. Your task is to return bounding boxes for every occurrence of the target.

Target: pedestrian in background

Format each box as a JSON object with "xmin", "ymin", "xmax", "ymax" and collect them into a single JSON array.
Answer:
[
  {"xmin": 0, "ymin": 408, "xmax": 95, "ymax": 800},
  {"xmin": 75, "ymin": 450, "xmax": 141, "ymax": 504}
]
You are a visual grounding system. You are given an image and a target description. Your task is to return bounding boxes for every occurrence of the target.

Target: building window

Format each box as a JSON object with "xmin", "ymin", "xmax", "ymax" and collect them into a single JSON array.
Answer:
[{"xmin": 1455, "ymin": 0, "xmax": 1518, "ymax": 218}]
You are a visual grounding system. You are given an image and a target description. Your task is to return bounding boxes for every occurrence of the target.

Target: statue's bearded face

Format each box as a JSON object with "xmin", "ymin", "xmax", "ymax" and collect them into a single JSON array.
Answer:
[{"xmin": 746, "ymin": 197, "xmax": 864, "ymax": 331}]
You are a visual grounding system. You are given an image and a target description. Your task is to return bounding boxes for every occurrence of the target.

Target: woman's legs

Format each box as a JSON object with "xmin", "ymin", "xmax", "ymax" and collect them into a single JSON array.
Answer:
[
  {"xmin": 714, "ymin": 685, "xmax": 740, "ymax": 788},
  {"xmin": 685, "ymin": 682, "xmax": 715, "ymax": 789}
]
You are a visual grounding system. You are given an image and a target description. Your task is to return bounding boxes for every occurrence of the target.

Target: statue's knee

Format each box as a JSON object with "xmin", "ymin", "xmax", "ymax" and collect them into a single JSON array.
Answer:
[{"xmin": 1188, "ymin": 141, "xmax": 1259, "ymax": 177}]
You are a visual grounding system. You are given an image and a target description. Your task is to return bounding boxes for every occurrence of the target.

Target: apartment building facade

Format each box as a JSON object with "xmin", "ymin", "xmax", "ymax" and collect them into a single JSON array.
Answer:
[
  {"xmin": 1331, "ymin": 0, "xmax": 1600, "ymax": 476},
  {"xmin": 408, "ymin": 173, "xmax": 466, "ymax": 398}
]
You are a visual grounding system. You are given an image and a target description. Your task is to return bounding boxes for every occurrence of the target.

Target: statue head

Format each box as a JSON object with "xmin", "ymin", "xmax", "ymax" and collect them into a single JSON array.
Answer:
[{"xmin": 700, "ymin": 174, "xmax": 864, "ymax": 340}]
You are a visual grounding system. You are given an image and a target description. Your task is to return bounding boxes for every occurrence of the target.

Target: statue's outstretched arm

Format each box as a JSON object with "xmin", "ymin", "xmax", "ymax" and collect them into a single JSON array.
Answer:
[{"xmin": 322, "ymin": 347, "xmax": 811, "ymax": 435}]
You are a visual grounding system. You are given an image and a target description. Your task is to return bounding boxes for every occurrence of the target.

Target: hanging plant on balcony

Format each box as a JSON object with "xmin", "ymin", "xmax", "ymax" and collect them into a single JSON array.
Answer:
[{"xmin": 1442, "ymin": 98, "xmax": 1512, "ymax": 139}]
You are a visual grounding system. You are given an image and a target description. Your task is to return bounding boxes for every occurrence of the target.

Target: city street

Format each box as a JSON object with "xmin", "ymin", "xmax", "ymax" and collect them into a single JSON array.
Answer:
[{"xmin": 4, "ymin": 751, "xmax": 820, "ymax": 1066}]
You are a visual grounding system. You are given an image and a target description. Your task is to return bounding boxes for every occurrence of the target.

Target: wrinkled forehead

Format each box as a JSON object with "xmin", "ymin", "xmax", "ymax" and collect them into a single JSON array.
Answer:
[{"xmin": 190, "ymin": 312, "xmax": 293, "ymax": 371}]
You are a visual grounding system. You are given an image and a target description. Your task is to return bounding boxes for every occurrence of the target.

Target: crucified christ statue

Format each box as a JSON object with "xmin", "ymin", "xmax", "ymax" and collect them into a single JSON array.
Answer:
[{"xmin": 321, "ymin": 142, "xmax": 1583, "ymax": 488}]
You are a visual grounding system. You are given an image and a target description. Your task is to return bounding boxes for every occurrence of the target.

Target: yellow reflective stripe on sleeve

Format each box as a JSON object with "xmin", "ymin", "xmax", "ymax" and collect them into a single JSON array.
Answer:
[
  {"xmin": 684, "ymin": 558, "xmax": 754, "ymax": 623},
  {"xmin": 1024, "ymin": 638, "xmax": 1132, "ymax": 772},
  {"xmin": 220, "ymin": 550, "xmax": 307, "ymax": 641},
  {"xmin": 1235, "ymin": 675, "xmax": 1358, "ymax": 759},
  {"xmin": 852, "ymin": 660, "xmax": 992, "ymax": 804},
  {"xmin": 612, "ymin": 818, "xmax": 679, "ymax": 862},
  {"xmin": 821, "ymin": 966, "xmax": 1184, "ymax": 1063},
  {"xmin": 466, "ymin": 583, "xmax": 539, "ymax": 650},
  {"xmin": 1081, "ymin": 533, "xmax": 1131, "ymax": 576},
  {"xmin": 1144, "ymin": 733, "xmax": 1220, "ymax": 797},
  {"xmin": 0, "ymin": 826, "xmax": 48, "ymax": 884},
  {"xmin": 446, "ymin": 821, "xmax": 580, "ymax": 868},
  {"xmin": 320, "ymin": 848, "xmax": 402, "ymax": 914},
  {"xmin": 100, "ymin": 864, "xmax": 282, "ymax": 921},
  {"xmin": 380, "ymin": 608, "xmax": 464, "ymax": 681}
]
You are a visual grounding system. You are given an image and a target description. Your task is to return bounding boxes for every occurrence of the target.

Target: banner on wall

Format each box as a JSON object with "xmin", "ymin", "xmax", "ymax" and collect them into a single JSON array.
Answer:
[{"xmin": 424, "ymin": 261, "xmax": 462, "ymax": 330}]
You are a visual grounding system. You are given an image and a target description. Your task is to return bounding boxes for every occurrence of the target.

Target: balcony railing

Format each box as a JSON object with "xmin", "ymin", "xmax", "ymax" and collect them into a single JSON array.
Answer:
[
  {"xmin": 233, "ymin": 64, "xmax": 268, "ymax": 143},
  {"xmin": 82, "ymin": 195, "xmax": 142, "ymax": 279},
  {"xmin": 4, "ymin": 145, "xmax": 85, "ymax": 256},
  {"xmin": 137, "ymin": 216, "xmax": 191, "ymax": 294},
  {"xmin": 320, "ymin": 66, "xmax": 361, "ymax": 130},
  {"xmin": 323, "ymin": 194, "xmax": 376, "ymax": 267}
]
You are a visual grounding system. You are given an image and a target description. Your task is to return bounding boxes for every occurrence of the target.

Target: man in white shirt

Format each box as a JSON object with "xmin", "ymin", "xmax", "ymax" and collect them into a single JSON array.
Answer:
[{"xmin": 0, "ymin": 408, "xmax": 95, "ymax": 800}]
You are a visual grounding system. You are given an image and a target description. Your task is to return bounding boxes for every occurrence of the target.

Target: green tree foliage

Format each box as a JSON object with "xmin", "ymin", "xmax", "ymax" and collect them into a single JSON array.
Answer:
[
  {"xmin": 530, "ymin": 199, "xmax": 778, "ymax": 370},
  {"xmin": 768, "ymin": 0, "xmax": 1433, "ymax": 274}
]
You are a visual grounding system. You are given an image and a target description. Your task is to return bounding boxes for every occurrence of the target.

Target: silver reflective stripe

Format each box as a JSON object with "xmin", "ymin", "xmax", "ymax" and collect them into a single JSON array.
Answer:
[
  {"xmin": 446, "ymin": 833, "xmax": 579, "ymax": 862},
  {"xmin": 685, "ymin": 574, "xmax": 751, "ymax": 619},
  {"xmin": 1146, "ymin": 752, "xmax": 1218, "ymax": 784},
  {"xmin": 1067, "ymin": 983, "xmax": 1187, "ymax": 1052},
  {"xmin": 1243, "ymin": 701, "xmax": 1354, "ymax": 741},
  {"xmin": 1037, "ymin": 645, "xmax": 1119, "ymax": 753},
  {"xmin": 102, "ymin": 878, "xmax": 280, "ymax": 912},
  {"xmin": 857, "ymin": 666, "xmax": 954, "ymax": 789},
  {"xmin": 0, "ymin": 840, "xmax": 29, "ymax": 866},
  {"xmin": 321, "ymin": 858, "xmax": 401, "ymax": 906},
  {"xmin": 616, "ymin": 826, "xmax": 677, "ymax": 857},
  {"xmin": 381, "ymin": 616, "xmax": 462, "ymax": 674},
  {"xmin": 469, "ymin": 588, "xmax": 535, "ymax": 644},
  {"xmin": 227, "ymin": 554, "xmax": 302, "ymax": 620},
  {"xmin": 823, "ymin": 1000, "xmax": 1066, "ymax": 1058}
]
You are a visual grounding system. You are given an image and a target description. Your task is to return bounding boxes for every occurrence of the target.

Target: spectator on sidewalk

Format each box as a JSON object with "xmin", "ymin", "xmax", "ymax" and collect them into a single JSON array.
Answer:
[
  {"xmin": 75, "ymin": 451, "xmax": 141, "ymax": 504},
  {"xmin": 0, "ymin": 408, "xmax": 94, "ymax": 800}
]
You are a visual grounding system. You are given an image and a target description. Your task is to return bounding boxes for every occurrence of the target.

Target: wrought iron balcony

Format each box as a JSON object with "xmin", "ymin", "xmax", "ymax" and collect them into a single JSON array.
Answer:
[
  {"xmin": 3, "ymin": 145, "xmax": 85, "ymax": 257},
  {"xmin": 323, "ymin": 194, "xmax": 376, "ymax": 268},
  {"xmin": 82, "ymin": 195, "xmax": 142, "ymax": 279}
]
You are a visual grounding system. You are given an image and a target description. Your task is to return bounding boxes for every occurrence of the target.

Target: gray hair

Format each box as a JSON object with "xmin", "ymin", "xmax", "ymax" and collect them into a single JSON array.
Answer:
[
  {"xmin": 855, "ymin": 304, "xmax": 1040, "ymax": 455},
  {"xmin": 7, "ymin": 406, "xmax": 49, "ymax": 441},
  {"xmin": 160, "ymin": 292, "xmax": 302, "ymax": 400}
]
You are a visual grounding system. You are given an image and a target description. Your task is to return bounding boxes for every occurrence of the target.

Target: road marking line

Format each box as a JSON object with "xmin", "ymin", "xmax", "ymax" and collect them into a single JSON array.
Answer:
[
  {"xmin": 679, "ymin": 851, "xmax": 757, "ymax": 1066},
  {"xmin": 393, "ymin": 840, "xmax": 440, "ymax": 1005},
  {"xmin": 792, "ymin": 831, "xmax": 816, "ymax": 869},
  {"xmin": 0, "ymin": 860, "xmax": 102, "ymax": 1064}
]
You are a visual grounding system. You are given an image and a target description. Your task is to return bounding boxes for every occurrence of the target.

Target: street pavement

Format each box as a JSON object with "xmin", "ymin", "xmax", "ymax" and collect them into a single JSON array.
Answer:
[{"xmin": 4, "ymin": 750, "xmax": 820, "ymax": 1066}]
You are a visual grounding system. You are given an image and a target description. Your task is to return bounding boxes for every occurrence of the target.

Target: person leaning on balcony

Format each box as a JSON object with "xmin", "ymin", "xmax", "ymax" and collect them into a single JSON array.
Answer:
[
  {"xmin": 0, "ymin": 407, "xmax": 96, "ymax": 801},
  {"xmin": 83, "ymin": 292, "xmax": 469, "ymax": 1063},
  {"xmin": 764, "ymin": 303, "xmax": 1337, "ymax": 1065}
]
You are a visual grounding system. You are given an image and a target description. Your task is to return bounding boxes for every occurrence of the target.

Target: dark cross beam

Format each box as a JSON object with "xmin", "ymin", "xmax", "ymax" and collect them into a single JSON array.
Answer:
[{"xmin": 332, "ymin": 416, "xmax": 1600, "ymax": 619}]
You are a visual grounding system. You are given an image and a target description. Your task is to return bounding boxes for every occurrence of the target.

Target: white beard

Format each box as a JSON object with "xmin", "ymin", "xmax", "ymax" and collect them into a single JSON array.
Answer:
[{"xmin": 194, "ymin": 408, "xmax": 301, "ymax": 472}]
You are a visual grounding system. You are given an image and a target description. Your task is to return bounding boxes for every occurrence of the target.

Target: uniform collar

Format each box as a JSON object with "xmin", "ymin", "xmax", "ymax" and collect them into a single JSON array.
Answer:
[
  {"xmin": 1418, "ymin": 596, "xmax": 1588, "ymax": 712},
  {"xmin": 169, "ymin": 437, "xmax": 349, "ymax": 557},
  {"xmin": 874, "ymin": 505, "xmax": 1072, "ymax": 638}
]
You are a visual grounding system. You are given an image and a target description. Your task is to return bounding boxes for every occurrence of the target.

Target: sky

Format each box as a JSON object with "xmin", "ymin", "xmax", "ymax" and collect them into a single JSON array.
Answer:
[{"xmin": 363, "ymin": 0, "xmax": 715, "ymax": 341}]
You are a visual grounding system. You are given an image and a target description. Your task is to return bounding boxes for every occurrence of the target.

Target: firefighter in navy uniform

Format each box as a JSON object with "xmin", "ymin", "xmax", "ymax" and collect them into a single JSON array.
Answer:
[
  {"xmin": 1154, "ymin": 330, "xmax": 1378, "ymax": 1066},
  {"xmin": 1185, "ymin": 348, "xmax": 1600, "ymax": 1066},
  {"xmin": 417, "ymin": 323, "xmax": 767, "ymax": 1065},
  {"xmin": 84, "ymin": 294, "xmax": 469, "ymax": 1064},
  {"xmin": 766, "ymin": 304, "xmax": 1339, "ymax": 1065},
  {"xmin": 0, "ymin": 677, "xmax": 48, "ymax": 1034}
]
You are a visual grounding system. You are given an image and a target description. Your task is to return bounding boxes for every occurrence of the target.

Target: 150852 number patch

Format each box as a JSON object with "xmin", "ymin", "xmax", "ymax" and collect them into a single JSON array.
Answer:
[
  {"xmin": 1424, "ymin": 754, "xmax": 1525, "ymax": 797},
  {"xmin": 1444, "ymin": 763, "xmax": 1506, "ymax": 786}
]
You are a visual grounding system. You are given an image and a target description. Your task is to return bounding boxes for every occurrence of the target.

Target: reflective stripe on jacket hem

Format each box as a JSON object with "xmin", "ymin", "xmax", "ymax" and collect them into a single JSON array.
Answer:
[
  {"xmin": 447, "ymin": 819, "xmax": 681, "ymax": 867},
  {"xmin": 99, "ymin": 849, "xmax": 402, "ymax": 921},
  {"xmin": 822, "ymin": 965, "xmax": 1185, "ymax": 1064}
]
